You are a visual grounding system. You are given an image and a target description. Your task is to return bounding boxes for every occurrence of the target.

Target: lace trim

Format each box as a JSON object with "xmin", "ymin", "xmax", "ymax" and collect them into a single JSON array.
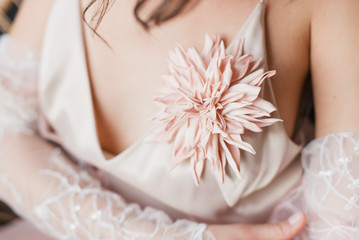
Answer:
[
  {"xmin": 0, "ymin": 35, "xmax": 39, "ymax": 136},
  {"xmin": 270, "ymin": 132, "xmax": 359, "ymax": 239},
  {"xmin": 0, "ymin": 148, "xmax": 214, "ymax": 240}
]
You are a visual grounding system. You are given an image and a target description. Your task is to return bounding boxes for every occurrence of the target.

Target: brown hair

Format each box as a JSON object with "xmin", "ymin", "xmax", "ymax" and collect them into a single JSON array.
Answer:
[{"xmin": 83, "ymin": 0, "xmax": 190, "ymax": 33}]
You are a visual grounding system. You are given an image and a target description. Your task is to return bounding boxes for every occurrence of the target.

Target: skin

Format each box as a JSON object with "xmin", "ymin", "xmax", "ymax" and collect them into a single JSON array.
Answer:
[
  {"xmin": 82, "ymin": 0, "xmax": 310, "ymax": 155},
  {"xmin": 9, "ymin": 0, "xmax": 359, "ymax": 239}
]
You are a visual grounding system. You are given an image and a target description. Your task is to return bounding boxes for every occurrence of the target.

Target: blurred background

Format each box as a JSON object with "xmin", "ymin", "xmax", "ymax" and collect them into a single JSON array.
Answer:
[
  {"xmin": 0, "ymin": 0, "xmax": 20, "ymax": 33},
  {"xmin": 0, "ymin": 0, "xmax": 21, "ymax": 226}
]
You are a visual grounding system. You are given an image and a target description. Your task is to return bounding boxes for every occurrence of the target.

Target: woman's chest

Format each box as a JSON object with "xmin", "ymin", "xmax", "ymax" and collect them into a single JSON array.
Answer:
[{"xmin": 82, "ymin": 0, "xmax": 311, "ymax": 155}]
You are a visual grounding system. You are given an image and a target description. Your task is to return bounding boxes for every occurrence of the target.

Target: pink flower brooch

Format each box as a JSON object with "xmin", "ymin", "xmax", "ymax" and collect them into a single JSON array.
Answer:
[{"xmin": 149, "ymin": 35, "xmax": 281, "ymax": 185}]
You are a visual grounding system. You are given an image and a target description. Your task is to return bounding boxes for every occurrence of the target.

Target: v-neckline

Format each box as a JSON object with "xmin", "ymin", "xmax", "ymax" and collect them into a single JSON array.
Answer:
[{"xmin": 78, "ymin": 0, "xmax": 266, "ymax": 162}]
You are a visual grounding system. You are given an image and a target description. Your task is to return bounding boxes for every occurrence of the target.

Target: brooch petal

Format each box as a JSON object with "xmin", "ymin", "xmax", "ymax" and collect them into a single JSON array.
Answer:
[{"xmin": 149, "ymin": 35, "xmax": 281, "ymax": 185}]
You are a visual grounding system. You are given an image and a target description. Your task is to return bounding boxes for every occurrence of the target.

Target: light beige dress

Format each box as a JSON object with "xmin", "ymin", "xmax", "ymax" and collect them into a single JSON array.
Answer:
[{"xmin": 38, "ymin": 0, "xmax": 302, "ymax": 224}]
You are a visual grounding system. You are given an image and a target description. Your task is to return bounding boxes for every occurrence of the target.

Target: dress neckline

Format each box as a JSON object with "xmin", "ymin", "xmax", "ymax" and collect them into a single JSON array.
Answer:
[
  {"xmin": 38, "ymin": 0, "xmax": 304, "ymax": 212},
  {"xmin": 78, "ymin": 0, "xmax": 267, "ymax": 162}
]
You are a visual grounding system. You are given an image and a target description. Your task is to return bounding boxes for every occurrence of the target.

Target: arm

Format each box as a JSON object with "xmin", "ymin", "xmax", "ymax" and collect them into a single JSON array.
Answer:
[
  {"xmin": 311, "ymin": 0, "xmax": 359, "ymax": 137},
  {"xmin": 8, "ymin": 0, "xmax": 54, "ymax": 52},
  {"xmin": 271, "ymin": 1, "xmax": 359, "ymax": 239},
  {"xmin": 305, "ymin": 0, "xmax": 359, "ymax": 238}
]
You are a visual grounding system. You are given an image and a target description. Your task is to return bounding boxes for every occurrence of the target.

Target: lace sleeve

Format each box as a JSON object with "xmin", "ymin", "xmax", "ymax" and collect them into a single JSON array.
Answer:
[
  {"xmin": 0, "ymin": 35, "xmax": 215, "ymax": 240},
  {"xmin": 270, "ymin": 132, "xmax": 359, "ymax": 239},
  {"xmin": 0, "ymin": 35, "xmax": 38, "ymax": 135}
]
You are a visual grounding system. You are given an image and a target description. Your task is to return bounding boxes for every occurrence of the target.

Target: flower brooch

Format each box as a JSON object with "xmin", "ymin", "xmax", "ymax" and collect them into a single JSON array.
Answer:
[{"xmin": 149, "ymin": 35, "xmax": 281, "ymax": 185}]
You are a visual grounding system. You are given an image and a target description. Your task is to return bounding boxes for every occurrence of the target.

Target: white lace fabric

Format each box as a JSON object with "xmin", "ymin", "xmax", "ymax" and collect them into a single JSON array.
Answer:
[
  {"xmin": 0, "ymin": 34, "xmax": 214, "ymax": 240},
  {"xmin": 0, "ymin": 35, "xmax": 38, "ymax": 136},
  {"xmin": 271, "ymin": 132, "xmax": 359, "ymax": 239}
]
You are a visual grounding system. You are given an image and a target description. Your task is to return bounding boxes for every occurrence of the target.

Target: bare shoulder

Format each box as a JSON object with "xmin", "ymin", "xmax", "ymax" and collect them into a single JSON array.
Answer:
[
  {"xmin": 310, "ymin": 0, "xmax": 359, "ymax": 17},
  {"xmin": 310, "ymin": 0, "xmax": 359, "ymax": 33},
  {"xmin": 9, "ymin": 0, "xmax": 55, "ymax": 52},
  {"xmin": 309, "ymin": 0, "xmax": 359, "ymax": 137},
  {"xmin": 310, "ymin": 0, "xmax": 359, "ymax": 40}
]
